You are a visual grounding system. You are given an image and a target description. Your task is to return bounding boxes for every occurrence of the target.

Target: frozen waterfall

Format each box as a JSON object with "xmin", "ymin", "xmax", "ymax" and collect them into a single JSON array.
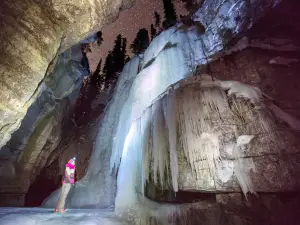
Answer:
[
  {"xmin": 114, "ymin": 74, "xmax": 279, "ymax": 217},
  {"xmin": 42, "ymin": 0, "xmax": 283, "ymax": 216}
]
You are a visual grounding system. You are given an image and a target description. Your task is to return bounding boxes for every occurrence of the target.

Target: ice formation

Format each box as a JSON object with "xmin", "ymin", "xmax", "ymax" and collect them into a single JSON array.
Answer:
[
  {"xmin": 43, "ymin": 0, "xmax": 283, "ymax": 215},
  {"xmin": 114, "ymin": 73, "xmax": 279, "ymax": 220},
  {"xmin": 233, "ymin": 135, "xmax": 257, "ymax": 196},
  {"xmin": 219, "ymin": 81, "xmax": 262, "ymax": 103},
  {"xmin": 162, "ymin": 92, "xmax": 179, "ymax": 192}
]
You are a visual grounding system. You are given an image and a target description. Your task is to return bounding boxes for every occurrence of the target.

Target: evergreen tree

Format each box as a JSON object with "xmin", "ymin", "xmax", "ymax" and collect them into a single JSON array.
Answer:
[
  {"xmin": 125, "ymin": 56, "xmax": 130, "ymax": 64},
  {"xmin": 150, "ymin": 24, "xmax": 157, "ymax": 40},
  {"xmin": 112, "ymin": 34, "xmax": 124, "ymax": 73},
  {"xmin": 102, "ymin": 35, "xmax": 128, "ymax": 88},
  {"xmin": 102, "ymin": 51, "xmax": 114, "ymax": 87},
  {"xmin": 130, "ymin": 28, "xmax": 150, "ymax": 54},
  {"xmin": 95, "ymin": 58, "xmax": 102, "ymax": 76},
  {"xmin": 180, "ymin": 0, "xmax": 204, "ymax": 13},
  {"xmin": 154, "ymin": 11, "xmax": 161, "ymax": 28},
  {"xmin": 162, "ymin": 0, "xmax": 177, "ymax": 29},
  {"xmin": 121, "ymin": 38, "xmax": 127, "ymax": 68},
  {"xmin": 96, "ymin": 31, "xmax": 104, "ymax": 46},
  {"xmin": 80, "ymin": 51, "xmax": 90, "ymax": 73},
  {"xmin": 91, "ymin": 58, "xmax": 104, "ymax": 90}
]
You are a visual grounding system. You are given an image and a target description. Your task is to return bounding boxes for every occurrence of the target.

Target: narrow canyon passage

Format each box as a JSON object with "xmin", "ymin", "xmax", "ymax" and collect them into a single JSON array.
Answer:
[{"xmin": 0, "ymin": 0, "xmax": 300, "ymax": 224}]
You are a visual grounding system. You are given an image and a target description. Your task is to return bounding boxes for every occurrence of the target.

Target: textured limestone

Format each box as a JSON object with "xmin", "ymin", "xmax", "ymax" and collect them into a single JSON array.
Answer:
[
  {"xmin": 0, "ymin": 44, "xmax": 89, "ymax": 206},
  {"xmin": 0, "ymin": 0, "xmax": 135, "ymax": 148},
  {"xmin": 186, "ymin": 1, "xmax": 300, "ymax": 194}
]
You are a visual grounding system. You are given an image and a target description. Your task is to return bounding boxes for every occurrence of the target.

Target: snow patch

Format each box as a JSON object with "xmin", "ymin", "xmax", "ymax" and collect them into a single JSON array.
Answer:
[
  {"xmin": 269, "ymin": 56, "xmax": 299, "ymax": 66},
  {"xmin": 233, "ymin": 135, "xmax": 257, "ymax": 197},
  {"xmin": 219, "ymin": 81, "xmax": 262, "ymax": 103},
  {"xmin": 217, "ymin": 160, "xmax": 234, "ymax": 183}
]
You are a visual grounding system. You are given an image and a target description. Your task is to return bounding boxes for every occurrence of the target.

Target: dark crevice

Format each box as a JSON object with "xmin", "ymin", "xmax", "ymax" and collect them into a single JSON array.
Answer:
[
  {"xmin": 25, "ymin": 160, "xmax": 61, "ymax": 207},
  {"xmin": 145, "ymin": 182, "xmax": 217, "ymax": 204}
]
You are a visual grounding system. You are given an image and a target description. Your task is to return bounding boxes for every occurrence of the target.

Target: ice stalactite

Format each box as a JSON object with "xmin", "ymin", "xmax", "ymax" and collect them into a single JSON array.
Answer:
[
  {"xmin": 115, "ymin": 120, "xmax": 141, "ymax": 216},
  {"xmin": 115, "ymin": 75, "xmax": 286, "ymax": 224},
  {"xmin": 151, "ymin": 101, "xmax": 169, "ymax": 188},
  {"xmin": 162, "ymin": 92, "xmax": 179, "ymax": 192},
  {"xmin": 141, "ymin": 108, "xmax": 152, "ymax": 196},
  {"xmin": 176, "ymin": 87, "xmax": 228, "ymax": 181},
  {"xmin": 232, "ymin": 135, "xmax": 257, "ymax": 197}
]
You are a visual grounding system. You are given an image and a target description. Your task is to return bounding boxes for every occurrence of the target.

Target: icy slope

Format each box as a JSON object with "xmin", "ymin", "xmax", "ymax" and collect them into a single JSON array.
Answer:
[{"xmin": 0, "ymin": 208, "xmax": 130, "ymax": 225}]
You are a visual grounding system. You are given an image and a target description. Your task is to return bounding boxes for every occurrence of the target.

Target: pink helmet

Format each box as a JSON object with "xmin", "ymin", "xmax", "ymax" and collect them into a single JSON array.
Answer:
[{"xmin": 68, "ymin": 157, "xmax": 76, "ymax": 164}]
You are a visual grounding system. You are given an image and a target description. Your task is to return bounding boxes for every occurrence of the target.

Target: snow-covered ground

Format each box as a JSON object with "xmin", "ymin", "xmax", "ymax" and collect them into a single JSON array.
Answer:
[{"xmin": 0, "ymin": 208, "xmax": 129, "ymax": 225}]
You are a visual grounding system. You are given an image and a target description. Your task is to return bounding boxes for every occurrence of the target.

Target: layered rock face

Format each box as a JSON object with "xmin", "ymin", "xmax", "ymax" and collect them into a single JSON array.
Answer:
[
  {"xmin": 0, "ymin": 0, "xmax": 135, "ymax": 149},
  {"xmin": 0, "ymin": 44, "xmax": 90, "ymax": 206}
]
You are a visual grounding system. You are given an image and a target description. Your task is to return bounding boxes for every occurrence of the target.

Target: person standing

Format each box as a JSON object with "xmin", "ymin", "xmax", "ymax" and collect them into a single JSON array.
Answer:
[{"xmin": 55, "ymin": 157, "xmax": 76, "ymax": 213}]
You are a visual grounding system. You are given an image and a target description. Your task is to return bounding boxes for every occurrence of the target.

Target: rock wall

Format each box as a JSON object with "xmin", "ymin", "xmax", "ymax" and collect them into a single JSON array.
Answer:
[
  {"xmin": 0, "ymin": 0, "xmax": 135, "ymax": 149},
  {"xmin": 0, "ymin": 44, "xmax": 89, "ymax": 206}
]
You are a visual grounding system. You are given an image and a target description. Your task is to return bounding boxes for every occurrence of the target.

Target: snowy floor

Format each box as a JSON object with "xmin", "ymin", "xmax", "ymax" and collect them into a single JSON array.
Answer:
[{"xmin": 0, "ymin": 207, "xmax": 130, "ymax": 225}]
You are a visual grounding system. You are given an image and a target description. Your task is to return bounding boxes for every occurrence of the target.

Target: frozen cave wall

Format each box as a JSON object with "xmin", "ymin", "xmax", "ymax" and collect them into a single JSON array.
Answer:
[
  {"xmin": 0, "ymin": 44, "xmax": 89, "ymax": 206},
  {"xmin": 0, "ymin": 0, "xmax": 135, "ymax": 149},
  {"xmin": 42, "ymin": 0, "xmax": 300, "ymax": 214},
  {"xmin": 112, "ymin": 0, "xmax": 300, "ymax": 223}
]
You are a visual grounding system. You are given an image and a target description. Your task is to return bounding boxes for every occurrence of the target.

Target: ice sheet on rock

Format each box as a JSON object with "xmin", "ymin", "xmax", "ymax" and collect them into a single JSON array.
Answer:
[
  {"xmin": 0, "ymin": 208, "xmax": 129, "ymax": 225},
  {"xmin": 141, "ymin": 0, "xmax": 266, "ymax": 74},
  {"xmin": 110, "ymin": 46, "xmax": 190, "ymax": 173},
  {"xmin": 142, "ymin": 28, "xmax": 176, "ymax": 66},
  {"xmin": 142, "ymin": 26, "xmax": 206, "ymax": 71}
]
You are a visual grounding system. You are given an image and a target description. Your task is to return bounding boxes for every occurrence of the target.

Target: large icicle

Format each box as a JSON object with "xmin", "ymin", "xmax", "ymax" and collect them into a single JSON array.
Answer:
[
  {"xmin": 151, "ymin": 100, "xmax": 169, "ymax": 188},
  {"xmin": 141, "ymin": 108, "xmax": 152, "ymax": 196},
  {"xmin": 233, "ymin": 135, "xmax": 257, "ymax": 197},
  {"xmin": 177, "ymin": 87, "xmax": 226, "ymax": 178},
  {"xmin": 115, "ymin": 75, "xmax": 284, "ymax": 219},
  {"xmin": 115, "ymin": 119, "xmax": 141, "ymax": 215},
  {"xmin": 162, "ymin": 92, "xmax": 179, "ymax": 192}
]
